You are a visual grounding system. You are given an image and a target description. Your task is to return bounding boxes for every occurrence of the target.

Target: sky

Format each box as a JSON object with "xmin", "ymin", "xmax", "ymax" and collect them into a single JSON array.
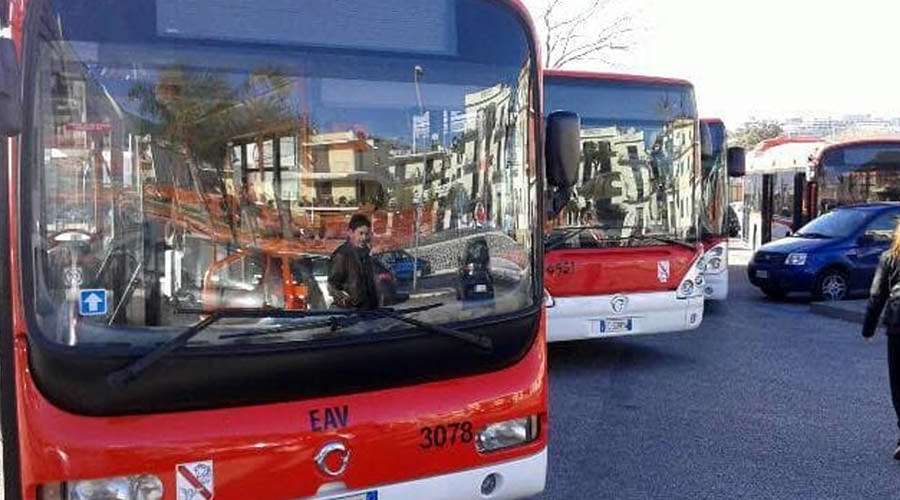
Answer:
[{"xmin": 521, "ymin": 0, "xmax": 900, "ymax": 127}]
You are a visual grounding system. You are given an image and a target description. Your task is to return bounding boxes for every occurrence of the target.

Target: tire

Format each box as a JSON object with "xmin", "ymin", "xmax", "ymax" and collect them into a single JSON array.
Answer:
[
  {"xmin": 761, "ymin": 286, "xmax": 786, "ymax": 300},
  {"xmin": 814, "ymin": 268, "xmax": 849, "ymax": 301}
]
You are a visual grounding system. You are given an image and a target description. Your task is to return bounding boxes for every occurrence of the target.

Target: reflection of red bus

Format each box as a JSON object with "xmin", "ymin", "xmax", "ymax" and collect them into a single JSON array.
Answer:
[
  {"xmin": 542, "ymin": 70, "xmax": 708, "ymax": 340},
  {"xmin": 0, "ymin": 1, "xmax": 585, "ymax": 500}
]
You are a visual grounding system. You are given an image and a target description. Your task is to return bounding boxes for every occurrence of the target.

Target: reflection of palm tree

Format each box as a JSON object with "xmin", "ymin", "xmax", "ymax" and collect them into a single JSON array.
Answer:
[{"xmin": 128, "ymin": 65, "xmax": 297, "ymax": 241}]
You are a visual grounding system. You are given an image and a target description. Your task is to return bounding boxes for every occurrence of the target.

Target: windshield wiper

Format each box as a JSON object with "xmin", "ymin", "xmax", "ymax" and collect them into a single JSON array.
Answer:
[
  {"xmin": 107, "ymin": 303, "xmax": 491, "ymax": 387},
  {"xmin": 220, "ymin": 303, "xmax": 493, "ymax": 353},
  {"xmin": 107, "ymin": 307, "xmax": 313, "ymax": 387},
  {"xmin": 545, "ymin": 225, "xmax": 607, "ymax": 250},
  {"xmin": 633, "ymin": 234, "xmax": 697, "ymax": 250},
  {"xmin": 795, "ymin": 231, "xmax": 829, "ymax": 239}
]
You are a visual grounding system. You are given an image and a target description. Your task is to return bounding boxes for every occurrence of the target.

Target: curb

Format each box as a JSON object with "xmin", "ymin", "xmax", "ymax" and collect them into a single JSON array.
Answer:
[{"xmin": 809, "ymin": 301, "xmax": 866, "ymax": 324}]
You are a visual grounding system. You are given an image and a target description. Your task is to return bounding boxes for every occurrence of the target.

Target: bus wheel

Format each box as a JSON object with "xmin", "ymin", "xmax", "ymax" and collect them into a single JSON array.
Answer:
[
  {"xmin": 761, "ymin": 286, "xmax": 786, "ymax": 300},
  {"xmin": 815, "ymin": 269, "xmax": 848, "ymax": 301}
]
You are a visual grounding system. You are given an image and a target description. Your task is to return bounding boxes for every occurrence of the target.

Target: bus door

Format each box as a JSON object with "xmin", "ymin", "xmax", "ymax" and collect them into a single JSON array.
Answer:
[
  {"xmin": 792, "ymin": 172, "xmax": 805, "ymax": 230},
  {"xmin": 807, "ymin": 180, "xmax": 818, "ymax": 222},
  {"xmin": 761, "ymin": 173, "xmax": 774, "ymax": 244}
]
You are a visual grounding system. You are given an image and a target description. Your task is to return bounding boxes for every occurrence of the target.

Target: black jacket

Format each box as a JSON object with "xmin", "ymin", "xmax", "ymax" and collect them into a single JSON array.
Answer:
[
  {"xmin": 863, "ymin": 251, "xmax": 900, "ymax": 337},
  {"xmin": 328, "ymin": 241, "xmax": 378, "ymax": 310}
]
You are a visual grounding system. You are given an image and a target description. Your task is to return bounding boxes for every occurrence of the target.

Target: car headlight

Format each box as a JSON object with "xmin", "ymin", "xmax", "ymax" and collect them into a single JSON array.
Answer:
[
  {"xmin": 39, "ymin": 475, "xmax": 163, "ymax": 500},
  {"xmin": 785, "ymin": 253, "xmax": 807, "ymax": 266},
  {"xmin": 476, "ymin": 416, "xmax": 540, "ymax": 453}
]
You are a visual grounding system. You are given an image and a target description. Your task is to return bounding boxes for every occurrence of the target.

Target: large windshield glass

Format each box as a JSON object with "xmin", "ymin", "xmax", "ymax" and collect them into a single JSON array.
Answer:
[
  {"xmin": 543, "ymin": 75, "xmax": 698, "ymax": 245},
  {"xmin": 26, "ymin": 0, "xmax": 538, "ymax": 347},
  {"xmin": 818, "ymin": 142, "xmax": 900, "ymax": 212},
  {"xmin": 796, "ymin": 209, "xmax": 869, "ymax": 239},
  {"xmin": 700, "ymin": 120, "xmax": 726, "ymax": 237}
]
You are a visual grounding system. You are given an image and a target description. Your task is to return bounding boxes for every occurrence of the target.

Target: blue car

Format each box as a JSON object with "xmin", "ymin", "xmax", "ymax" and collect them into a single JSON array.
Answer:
[
  {"xmin": 748, "ymin": 203, "xmax": 900, "ymax": 301},
  {"xmin": 374, "ymin": 249, "xmax": 432, "ymax": 282}
]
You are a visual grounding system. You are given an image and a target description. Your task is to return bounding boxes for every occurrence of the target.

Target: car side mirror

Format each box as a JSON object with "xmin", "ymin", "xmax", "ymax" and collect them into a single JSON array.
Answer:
[
  {"xmin": 727, "ymin": 146, "xmax": 745, "ymax": 178},
  {"xmin": 0, "ymin": 38, "xmax": 22, "ymax": 136},
  {"xmin": 545, "ymin": 111, "xmax": 581, "ymax": 219}
]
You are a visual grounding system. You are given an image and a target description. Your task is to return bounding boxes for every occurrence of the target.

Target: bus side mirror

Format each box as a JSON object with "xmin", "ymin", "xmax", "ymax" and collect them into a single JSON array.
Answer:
[
  {"xmin": 0, "ymin": 38, "xmax": 21, "ymax": 136},
  {"xmin": 699, "ymin": 122, "xmax": 713, "ymax": 159},
  {"xmin": 545, "ymin": 110, "xmax": 580, "ymax": 219},
  {"xmin": 727, "ymin": 146, "xmax": 745, "ymax": 178}
]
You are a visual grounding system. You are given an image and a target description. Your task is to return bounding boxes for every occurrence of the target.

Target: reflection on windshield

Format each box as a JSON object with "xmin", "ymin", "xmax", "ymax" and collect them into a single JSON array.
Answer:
[
  {"xmin": 544, "ymin": 76, "xmax": 698, "ymax": 248},
  {"xmin": 29, "ymin": 0, "xmax": 538, "ymax": 346},
  {"xmin": 820, "ymin": 143, "xmax": 900, "ymax": 212},
  {"xmin": 700, "ymin": 121, "xmax": 727, "ymax": 237}
]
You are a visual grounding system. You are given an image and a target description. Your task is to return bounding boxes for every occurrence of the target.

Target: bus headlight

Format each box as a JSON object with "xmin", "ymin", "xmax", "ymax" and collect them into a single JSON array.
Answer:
[
  {"xmin": 677, "ymin": 279, "xmax": 695, "ymax": 298},
  {"xmin": 785, "ymin": 253, "xmax": 807, "ymax": 266},
  {"xmin": 695, "ymin": 257, "xmax": 707, "ymax": 273},
  {"xmin": 40, "ymin": 475, "xmax": 163, "ymax": 500},
  {"xmin": 476, "ymin": 415, "xmax": 540, "ymax": 453},
  {"xmin": 708, "ymin": 257, "xmax": 723, "ymax": 271},
  {"xmin": 543, "ymin": 289, "xmax": 555, "ymax": 308},
  {"xmin": 707, "ymin": 246, "xmax": 724, "ymax": 257}
]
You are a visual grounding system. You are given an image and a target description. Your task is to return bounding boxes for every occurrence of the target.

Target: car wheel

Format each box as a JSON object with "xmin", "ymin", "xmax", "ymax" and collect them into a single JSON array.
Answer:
[
  {"xmin": 815, "ymin": 269, "xmax": 848, "ymax": 301},
  {"xmin": 761, "ymin": 286, "xmax": 786, "ymax": 300}
]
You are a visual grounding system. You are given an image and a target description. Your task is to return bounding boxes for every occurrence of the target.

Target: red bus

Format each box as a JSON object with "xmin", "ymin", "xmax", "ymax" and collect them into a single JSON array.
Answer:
[
  {"xmin": 698, "ymin": 118, "xmax": 745, "ymax": 300},
  {"xmin": 541, "ymin": 70, "xmax": 708, "ymax": 340},
  {"xmin": 811, "ymin": 138, "xmax": 900, "ymax": 215},
  {"xmin": 741, "ymin": 136, "xmax": 828, "ymax": 249},
  {"xmin": 0, "ymin": 1, "xmax": 578, "ymax": 499}
]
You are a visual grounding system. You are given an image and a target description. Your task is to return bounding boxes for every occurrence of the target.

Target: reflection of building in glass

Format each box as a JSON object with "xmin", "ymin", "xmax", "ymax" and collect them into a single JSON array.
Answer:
[{"xmin": 562, "ymin": 117, "xmax": 696, "ymax": 239}]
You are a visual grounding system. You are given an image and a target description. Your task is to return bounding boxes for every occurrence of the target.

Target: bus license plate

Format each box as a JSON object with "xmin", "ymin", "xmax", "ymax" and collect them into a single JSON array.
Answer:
[
  {"xmin": 332, "ymin": 492, "xmax": 377, "ymax": 500},
  {"xmin": 475, "ymin": 284, "xmax": 487, "ymax": 292},
  {"xmin": 599, "ymin": 318, "xmax": 632, "ymax": 334},
  {"xmin": 755, "ymin": 270, "xmax": 769, "ymax": 279}
]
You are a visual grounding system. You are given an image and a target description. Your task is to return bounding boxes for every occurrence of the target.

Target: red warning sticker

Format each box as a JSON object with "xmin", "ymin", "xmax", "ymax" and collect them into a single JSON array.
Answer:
[{"xmin": 176, "ymin": 461, "xmax": 214, "ymax": 500}]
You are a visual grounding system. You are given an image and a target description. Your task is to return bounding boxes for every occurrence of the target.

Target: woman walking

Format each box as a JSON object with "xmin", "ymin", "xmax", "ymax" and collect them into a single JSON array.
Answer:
[{"xmin": 862, "ymin": 222, "xmax": 900, "ymax": 459}]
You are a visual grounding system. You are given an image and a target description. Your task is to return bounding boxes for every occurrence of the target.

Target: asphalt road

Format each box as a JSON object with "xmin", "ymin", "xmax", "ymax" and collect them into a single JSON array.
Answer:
[{"xmin": 535, "ymin": 248, "xmax": 900, "ymax": 499}]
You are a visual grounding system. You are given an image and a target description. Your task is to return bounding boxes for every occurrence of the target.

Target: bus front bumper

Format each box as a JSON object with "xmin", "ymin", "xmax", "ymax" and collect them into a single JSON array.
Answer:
[
  {"xmin": 702, "ymin": 271, "xmax": 729, "ymax": 300},
  {"xmin": 546, "ymin": 291, "xmax": 704, "ymax": 342},
  {"xmin": 308, "ymin": 448, "xmax": 546, "ymax": 500}
]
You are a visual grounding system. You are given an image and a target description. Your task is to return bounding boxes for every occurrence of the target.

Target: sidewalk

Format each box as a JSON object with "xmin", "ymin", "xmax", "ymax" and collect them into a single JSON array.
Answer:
[{"xmin": 809, "ymin": 299, "xmax": 867, "ymax": 324}]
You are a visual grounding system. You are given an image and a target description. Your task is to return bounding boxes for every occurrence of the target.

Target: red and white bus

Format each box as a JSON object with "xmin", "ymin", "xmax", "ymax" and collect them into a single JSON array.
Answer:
[
  {"xmin": 0, "ymin": 1, "xmax": 580, "ymax": 499},
  {"xmin": 741, "ymin": 136, "xmax": 828, "ymax": 249},
  {"xmin": 698, "ymin": 118, "xmax": 745, "ymax": 300},
  {"xmin": 541, "ymin": 70, "xmax": 708, "ymax": 341},
  {"xmin": 745, "ymin": 136, "xmax": 900, "ymax": 244}
]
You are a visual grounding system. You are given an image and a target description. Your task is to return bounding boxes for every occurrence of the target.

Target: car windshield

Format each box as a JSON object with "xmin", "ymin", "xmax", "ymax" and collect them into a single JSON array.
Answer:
[
  {"xmin": 25, "ymin": 0, "xmax": 538, "ymax": 348},
  {"xmin": 796, "ymin": 209, "xmax": 870, "ymax": 239},
  {"xmin": 543, "ymin": 75, "xmax": 698, "ymax": 246}
]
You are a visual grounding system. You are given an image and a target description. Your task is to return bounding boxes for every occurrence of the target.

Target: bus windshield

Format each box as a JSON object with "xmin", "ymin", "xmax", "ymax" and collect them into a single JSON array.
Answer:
[
  {"xmin": 818, "ymin": 142, "xmax": 900, "ymax": 210},
  {"xmin": 700, "ymin": 119, "xmax": 727, "ymax": 237},
  {"xmin": 25, "ymin": 0, "xmax": 538, "ymax": 349},
  {"xmin": 544, "ymin": 75, "xmax": 698, "ymax": 244}
]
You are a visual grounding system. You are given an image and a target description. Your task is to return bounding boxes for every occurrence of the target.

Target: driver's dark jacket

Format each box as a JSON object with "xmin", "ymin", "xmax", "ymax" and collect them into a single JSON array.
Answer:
[
  {"xmin": 863, "ymin": 251, "xmax": 900, "ymax": 337},
  {"xmin": 328, "ymin": 241, "xmax": 378, "ymax": 310}
]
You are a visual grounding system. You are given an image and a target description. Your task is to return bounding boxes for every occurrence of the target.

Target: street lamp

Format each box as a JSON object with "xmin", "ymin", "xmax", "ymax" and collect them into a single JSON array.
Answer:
[{"xmin": 412, "ymin": 65, "xmax": 425, "ymax": 293}]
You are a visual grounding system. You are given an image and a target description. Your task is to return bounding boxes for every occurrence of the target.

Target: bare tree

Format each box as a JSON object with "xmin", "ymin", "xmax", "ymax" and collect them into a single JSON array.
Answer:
[{"xmin": 539, "ymin": 0, "xmax": 634, "ymax": 69}]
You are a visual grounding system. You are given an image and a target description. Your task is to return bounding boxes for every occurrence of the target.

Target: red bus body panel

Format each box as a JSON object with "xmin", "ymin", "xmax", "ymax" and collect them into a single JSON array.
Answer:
[
  {"xmin": 16, "ymin": 316, "xmax": 547, "ymax": 499},
  {"xmin": 545, "ymin": 245, "xmax": 698, "ymax": 297}
]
